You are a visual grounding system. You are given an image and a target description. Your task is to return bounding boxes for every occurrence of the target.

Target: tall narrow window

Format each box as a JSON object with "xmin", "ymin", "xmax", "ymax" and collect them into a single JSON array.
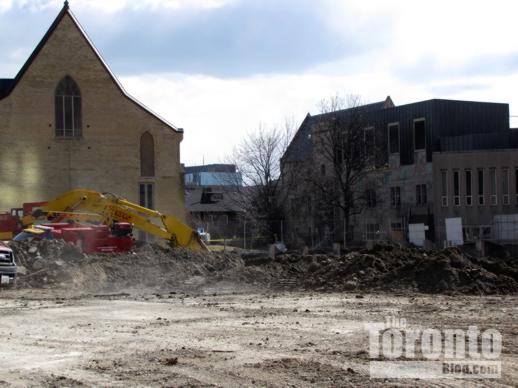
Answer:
[
  {"xmin": 478, "ymin": 169, "xmax": 484, "ymax": 205},
  {"xmin": 140, "ymin": 132, "xmax": 155, "ymax": 177},
  {"xmin": 139, "ymin": 183, "xmax": 154, "ymax": 209},
  {"xmin": 366, "ymin": 188, "xmax": 376, "ymax": 207},
  {"xmin": 415, "ymin": 184, "xmax": 427, "ymax": 206},
  {"xmin": 390, "ymin": 186, "xmax": 401, "ymax": 208},
  {"xmin": 441, "ymin": 170, "xmax": 448, "ymax": 207},
  {"xmin": 453, "ymin": 170, "xmax": 460, "ymax": 206},
  {"xmin": 388, "ymin": 123, "xmax": 399, "ymax": 154},
  {"xmin": 414, "ymin": 119, "xmax": 426, "ymax": 150},
  {"xmin": 364, "ymin": 127, "xmax": 375, "ymax": 159},
  {"xmin": 465, "ymin": 169, "xmax": 472, "ymax": 206},
  {"xmin": 55, "ymin": 75, "xmax": 81, "ymax": 137},
  {"xmin": 502, "ymin": 168, "xmax": 509, "ymax": 205},
  {"xmin": 490, "ymin": 168, "xmax": 497, "ymax": 205},
  {"xmin": 138, "ymin": 183, "xmax": 154, "ymax": 241}
]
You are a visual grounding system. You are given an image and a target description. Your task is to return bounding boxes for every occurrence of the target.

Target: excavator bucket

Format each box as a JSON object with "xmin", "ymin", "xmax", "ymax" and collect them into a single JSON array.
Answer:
[{"xmin": 161, "ymin": 215, "xmax": 209, "ymax": 251}]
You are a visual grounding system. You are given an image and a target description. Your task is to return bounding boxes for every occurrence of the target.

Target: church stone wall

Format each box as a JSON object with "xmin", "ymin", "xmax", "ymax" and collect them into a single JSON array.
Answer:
[{"xmin": 0, "ymin": 13, "xmax": 186, "ymax": 221}]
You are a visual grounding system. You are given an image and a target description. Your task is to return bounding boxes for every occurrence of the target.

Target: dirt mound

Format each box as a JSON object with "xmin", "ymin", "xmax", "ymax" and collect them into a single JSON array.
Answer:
[
  {"xmin": 289, "ymin": 246, "xmax": 518, "ymax": 294},
  {"xmin": 8, "ymin": 240, "xmax": 518, "ymax": 294},
  {"xmin": 10, "ymin": 240, "xmax": 244, "ymax": 290}
]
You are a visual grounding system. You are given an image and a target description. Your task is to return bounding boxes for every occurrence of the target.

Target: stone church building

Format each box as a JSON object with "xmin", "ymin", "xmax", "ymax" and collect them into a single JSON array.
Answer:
[{"xmin": 0, "ymin": 2, "xmax": 186, "ymax": 220}]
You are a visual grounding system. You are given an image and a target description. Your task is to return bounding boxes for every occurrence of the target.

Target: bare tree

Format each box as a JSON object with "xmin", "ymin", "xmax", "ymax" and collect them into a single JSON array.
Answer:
[
  {"xmin": 227, "ymin": 119, "xmax": 295, "ymax": 242},
  {"xmin": 305, "ymin": 94, "xmax": 383, "ymax": 243}
]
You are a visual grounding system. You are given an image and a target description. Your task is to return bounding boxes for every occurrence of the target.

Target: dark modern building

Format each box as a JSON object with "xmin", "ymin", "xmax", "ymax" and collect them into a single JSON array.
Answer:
[{"xmin": 281, "ymin": 97, "xmax": 517, "ymax": 247}]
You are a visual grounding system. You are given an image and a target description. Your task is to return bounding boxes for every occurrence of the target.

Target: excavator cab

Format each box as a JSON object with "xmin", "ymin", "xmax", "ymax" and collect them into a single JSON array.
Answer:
[{"xmin": 110, "ymin": 222, "xmax": 133, "ymax": 237}]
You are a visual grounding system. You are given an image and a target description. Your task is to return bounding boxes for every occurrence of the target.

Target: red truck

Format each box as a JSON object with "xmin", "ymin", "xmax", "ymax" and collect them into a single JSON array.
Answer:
[{"xmin": 0, "ymin": 202, "xmax": 47, "ymax": 240}]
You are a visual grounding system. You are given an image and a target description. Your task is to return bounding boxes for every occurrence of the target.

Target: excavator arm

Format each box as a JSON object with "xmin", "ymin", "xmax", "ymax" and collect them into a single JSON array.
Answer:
[{"xmin": 23, "ymin": 189, "xmax": 208, "ymax": 251}]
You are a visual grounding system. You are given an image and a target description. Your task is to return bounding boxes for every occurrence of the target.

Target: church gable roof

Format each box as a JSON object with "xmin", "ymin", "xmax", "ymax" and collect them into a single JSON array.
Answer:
[{"xmin": 0, "ymin": 1, "xmax": 182, "ymax": 133}]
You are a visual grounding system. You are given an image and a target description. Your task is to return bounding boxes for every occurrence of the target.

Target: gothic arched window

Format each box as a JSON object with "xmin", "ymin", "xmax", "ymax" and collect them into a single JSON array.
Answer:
[
  {"xmin": 55, "ymin": 76, "xmax": 81, "ymax": 137},
  {"xmin": 140, "ymin": 131, "xmax": 155, "ymax": 177}
]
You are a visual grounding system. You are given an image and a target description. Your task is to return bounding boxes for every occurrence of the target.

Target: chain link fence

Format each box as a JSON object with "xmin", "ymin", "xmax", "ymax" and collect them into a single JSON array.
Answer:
[
  {"xmin": 191, "ymin": 217, "xmax": 391, "ymax": 250},
  {"xmin": 190, "ymin": 214, "xmax": 518, "ymax": 251}
]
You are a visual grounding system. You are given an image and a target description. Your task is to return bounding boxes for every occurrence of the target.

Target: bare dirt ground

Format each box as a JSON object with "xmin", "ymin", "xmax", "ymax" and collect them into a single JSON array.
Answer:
[{"xmin": 0, "ymin": 287, "xmax": 516, "ymax": 387}]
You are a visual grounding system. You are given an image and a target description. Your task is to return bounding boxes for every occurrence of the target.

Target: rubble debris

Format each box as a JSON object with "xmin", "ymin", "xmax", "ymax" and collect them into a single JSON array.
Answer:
[
  {"xmin": 6, "ymin": 239, "xmax": 518, "ymax": 295},
  {"xmin": 163, "ymin": 357, "xmax": 178, "ymax": 366}
]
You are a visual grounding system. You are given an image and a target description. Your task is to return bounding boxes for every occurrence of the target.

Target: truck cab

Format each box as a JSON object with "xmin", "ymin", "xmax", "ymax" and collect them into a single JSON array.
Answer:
[{"xmin": 0, "ymin": 242, "xmax": 16, "ymax": 286}]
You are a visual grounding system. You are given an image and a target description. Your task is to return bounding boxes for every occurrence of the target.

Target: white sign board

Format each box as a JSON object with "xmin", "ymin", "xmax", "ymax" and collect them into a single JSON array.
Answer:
[
  {"xmin": 445, "ymin": 217, "xmax": 463, "ymax": 246},
  {"xmin": 408, "ymin": 223, "xmax": 427, "ymax": 247},
  {"xmin": 494, "ymin": 213, "xmax": 518, "ymax": 241}
]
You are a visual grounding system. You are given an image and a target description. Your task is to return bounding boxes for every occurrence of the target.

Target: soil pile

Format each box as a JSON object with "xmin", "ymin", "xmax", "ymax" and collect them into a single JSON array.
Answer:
[
  {"xmin": 271, "ymin": 246, "xmax": 518, "ymax": 294},
  {"xmin": 10, "ymin": 240, "xmax": 243, "ymax": 290},
  {"xmin": 8, "ymin": 240, "xmax": 518, "ymax": 294}
]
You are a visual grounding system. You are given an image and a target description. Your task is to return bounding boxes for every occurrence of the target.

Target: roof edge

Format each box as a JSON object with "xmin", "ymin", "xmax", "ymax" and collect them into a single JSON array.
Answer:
[
  {"xmin": 1, "ymin": 1, "xmax": 182, "ymax": 134},
  {"xmin": 0, "ymin": 2, "xmax": 69, "ymax": 100},
  {"xmin": 281, "ymin": 113, "xmax": 312, "ymax": 163}
]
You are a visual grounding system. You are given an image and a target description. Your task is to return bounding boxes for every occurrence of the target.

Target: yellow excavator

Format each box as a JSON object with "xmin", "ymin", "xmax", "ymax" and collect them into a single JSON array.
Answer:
[{"xmin": 21, "ymin": 189, "xmax": 208, "ymax": 251}]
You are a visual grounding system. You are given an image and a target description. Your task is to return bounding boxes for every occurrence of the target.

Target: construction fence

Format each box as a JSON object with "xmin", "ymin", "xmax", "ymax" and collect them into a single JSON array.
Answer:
[
  {"xmin": 195, "ymin": 215, "xmax": 518, "ymax": 250},
  {"xmin": 196, "ymin": 218, "xmax": 358, "ymax": 250}
]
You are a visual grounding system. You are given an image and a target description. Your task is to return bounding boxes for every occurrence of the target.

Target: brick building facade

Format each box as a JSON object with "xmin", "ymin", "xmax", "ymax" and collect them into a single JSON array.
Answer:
[{"xmin": 0, "ymin": 3, "xmax": 186, "ymax": 221}]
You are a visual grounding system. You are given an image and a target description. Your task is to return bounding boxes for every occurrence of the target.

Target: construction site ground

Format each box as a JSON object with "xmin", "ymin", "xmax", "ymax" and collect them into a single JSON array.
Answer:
[
  {"xmin": 1, "ymin": 240, "xmax": 517, "ymax": 386},
  {"xmin": 0, "ymin": 289, "xmax": 515, "ymax": 387}
]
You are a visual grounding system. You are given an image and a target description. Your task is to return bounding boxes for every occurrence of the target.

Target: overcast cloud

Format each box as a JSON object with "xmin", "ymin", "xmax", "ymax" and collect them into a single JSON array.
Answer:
[{"xmin": 1, "ymin": 0, "xmax": 518, "ymax": 165}]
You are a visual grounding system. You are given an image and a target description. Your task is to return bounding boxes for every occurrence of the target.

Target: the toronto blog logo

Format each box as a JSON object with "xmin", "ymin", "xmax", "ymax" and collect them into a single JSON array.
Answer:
[{"xmin": 365, "ymin": 315, "xmax": 502, "ymax": 379}]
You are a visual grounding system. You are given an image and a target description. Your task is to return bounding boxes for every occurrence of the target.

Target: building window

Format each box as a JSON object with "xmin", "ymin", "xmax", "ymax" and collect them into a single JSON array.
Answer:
[
  {"xmin": 55, "ymin": 75, "xmax": 81, "ymax": 137},
  {"xmin": 366, "ymin": 188, "xmax": 377, "ymax": 208},
  {"xmin": 211, "ymin": 193, "xmax": 224, "ymax": 201},
  {"xmin": 464, "ymin": 170, "xmax": 473, "ymax": 206},
  {"xmin": 390, "ymin": 186, "xmax": 401, "ymax": 208},
  {"xmin": 502, "ymin": 168, "xmax": 510, "ymax": 205},
  {"xmin": 414, "ymin": 119, "xmax": 426, "ymax": 150},
  {"xmin": 465, "ymin": 169, "xmax": 472, "ymax": 206},
  {"xmin": 388, "ymin": 123, "xmax": 399, "ymax": 154},
  {"xmin": 140, "ymin": 132, "xmax": 155, "ymax": 177},
  {"xmin": 364, "ymin": 127, "xmax": 375, "ymax": 158},
  {"xmin": 478, "ymin": 168, "xmax": 484, "ymax": 205},
  {"xmin": 441, "ymin": 170, "xmax": 448, "ymax": 207},
  {"xmin": 139, "ymin": 183, "xmax": 153, "ymax": 209},
  {"xmin": 415, "ymin": 184, "xmax": 427, "ymax": 206},
  {"xmin": 490, "ymin": 168, "xmax": 497, "ymax": 206},
  {"xmin": 453, "ymin": 170, "xmax": 460, "ymax": 206},
  {"xmin": 138, "ymin": 183, "xmax": 154, "ymax": 241}
]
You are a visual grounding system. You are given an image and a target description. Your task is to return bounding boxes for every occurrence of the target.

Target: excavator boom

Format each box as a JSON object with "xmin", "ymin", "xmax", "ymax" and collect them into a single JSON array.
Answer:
[{"xmin": 24, "ymin": 189, "xmax": 208, "ymax": 251}]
